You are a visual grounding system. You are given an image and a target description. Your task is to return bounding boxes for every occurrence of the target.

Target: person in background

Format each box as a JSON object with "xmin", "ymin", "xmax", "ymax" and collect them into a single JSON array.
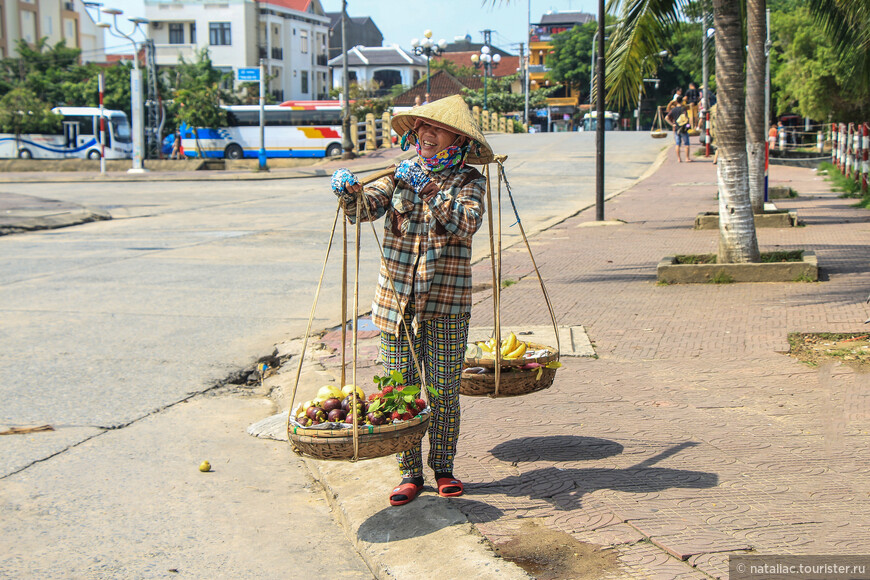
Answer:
[
  {"xmin": 666, "ymin": 96, "xmax": 692, "ymax": 162},
  {"xmin": 768, "ymin": 123, "xmax": 779, "ymax": 151},
  {"xmin": 330, "ymin": 95, "xmax": 493, "ymax": 507},
  {"xmin": 170, "ymin": 128, "xmax": 183, "ymax": 160}
]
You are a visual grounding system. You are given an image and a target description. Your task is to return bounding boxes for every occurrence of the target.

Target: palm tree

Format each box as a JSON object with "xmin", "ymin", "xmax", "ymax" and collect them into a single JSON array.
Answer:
[
  {"xmin": 746, "ymin": 0, "xmax": 767, "ymax": 215},
  {"xmin": 807, "ymin": 0, "xmax": 870, "ymax": 92}
]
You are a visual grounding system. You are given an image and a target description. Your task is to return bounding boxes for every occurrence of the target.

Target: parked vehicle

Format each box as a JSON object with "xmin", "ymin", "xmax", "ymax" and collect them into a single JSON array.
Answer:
[
  {"xmin": 178, "ymin": 102, "xmax": 344, "ymax": 159},
  {"xmin": 0, "ymin": 107, "xmax": 132, "ymax": 159},
  {"xmin": 582, "ymin": 111, "xmax": 621, "ymax": 131}
]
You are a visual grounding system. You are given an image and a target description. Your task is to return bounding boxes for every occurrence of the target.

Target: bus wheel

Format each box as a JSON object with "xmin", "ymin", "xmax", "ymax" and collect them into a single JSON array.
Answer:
[
  {"xmin": 224, "ymin": 144, "xmax": 244, "ymax": 159},
  {"xmin": 326, "ymin": 143, "xmax": 342, "ymax": 158},
  {"xmin": 18, "ymin": 149, "xmax": 32, "ymax": 159},
  {"xmin": 87, "ymin": 150, "xmax": 102, "ymax": 160}
]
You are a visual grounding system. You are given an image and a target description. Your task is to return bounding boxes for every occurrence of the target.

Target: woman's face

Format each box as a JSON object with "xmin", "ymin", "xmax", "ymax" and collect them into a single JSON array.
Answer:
[{"xmin": 415, "ymin": 120, "xmax": 462, "ymax": 158}]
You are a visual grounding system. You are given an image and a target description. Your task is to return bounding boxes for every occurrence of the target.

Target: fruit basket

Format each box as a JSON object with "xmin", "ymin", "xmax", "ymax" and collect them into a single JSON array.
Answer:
[
  {"xmin": 650, "ymin": 107, "xmax": 669, "ymax": 139},
  {"xmin": 461, "ymin": 334, "xmax": 560, "ymax": 397},
  {"xmin": 650, "ymin": 130, "xmax": 668, "ymax": 139},
  {"xmin": 287, "ymin": 377, "xmax": 432, "ymax": 461}
]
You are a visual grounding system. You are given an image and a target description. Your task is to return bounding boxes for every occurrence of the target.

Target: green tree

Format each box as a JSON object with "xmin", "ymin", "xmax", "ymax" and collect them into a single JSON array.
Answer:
[
  {"xmin": 428, "ymin": 57, "xmax": 477, "ymax": 79},
  {"xmin": 0, "ymin": 87, "xmax": 62, "ymax": 156},
  {"xmin": 548, "ymin": 22, "xmax": 597, "ymax": 101},
  {"xmin": 770, "ymin": 4, "xmax": 870, "ymax": 121},
  {"xmin": 461, "ymin": 73, "xmax": 556, "ymax": 114},
  {"xmin": 807, "ymin": 0, "xmax": 870, "ymax": 93},
  {"xmin": 174, "ymin": 84, "xmax": 227, "ymax": 158}
]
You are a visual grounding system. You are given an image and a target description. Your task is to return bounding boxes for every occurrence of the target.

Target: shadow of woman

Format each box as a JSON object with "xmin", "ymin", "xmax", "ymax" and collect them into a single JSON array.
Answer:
[
  {"xmin": 470, "ymin": 441, "xmax": 718, "ymax": 511},
  {"xmin": 490, "ymin": 435, "xmax": 624, "ymax": 463},
  {"xmin": 356, "ymin": 497, "xmax": 504, "ymax": 543}
]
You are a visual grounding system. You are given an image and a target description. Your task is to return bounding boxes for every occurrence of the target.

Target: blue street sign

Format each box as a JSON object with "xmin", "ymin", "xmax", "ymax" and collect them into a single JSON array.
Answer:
[{"xmin": 238, "ymin": 68, "xmax": 260, "ymax": 81}]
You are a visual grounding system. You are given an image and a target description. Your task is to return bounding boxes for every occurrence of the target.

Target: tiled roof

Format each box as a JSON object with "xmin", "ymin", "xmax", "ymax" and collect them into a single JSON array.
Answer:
[
  {"xmin": 434, "ymin": 52, "xmax": 521, "ymax": 78},
  {"xmin": 328, "ymin": 46, "xmax": 426, "ymax": 67},
  {"xmin": 392, "ymin": 70, "xmax": 481, "ymax": 106},
  {"xmin": 537, "ymin": 11, "xmax": 595, "ymax": 25},
  {"xmin": 260, "ymin": 0, "xmax": 310, "ymax": 12}
]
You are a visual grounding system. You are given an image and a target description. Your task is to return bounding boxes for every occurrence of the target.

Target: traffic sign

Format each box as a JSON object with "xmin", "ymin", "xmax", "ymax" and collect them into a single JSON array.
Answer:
[{"xmin": 238, "ymin": 68, "xmax": 260, "ymax": 82}]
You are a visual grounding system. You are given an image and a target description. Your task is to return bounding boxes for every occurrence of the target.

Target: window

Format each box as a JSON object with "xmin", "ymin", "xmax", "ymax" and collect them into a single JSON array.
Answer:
[
  {"xmin": 189, "ymin": 22, "xmax": 196, "ymax": 44},
  {"xmin": 169, "ymin": 23, "xmax": 184, "ymax": 44},
  {"xmin": 209, "ymin": 22, "xmax": 231, "ymax": 46},
  {"xmin": 301, "ymin": 70, "xmax": 308, "ymax": 94},
  {"xmin": 300, "ymin": 30, "xmax": 308, "ymax": 54}
]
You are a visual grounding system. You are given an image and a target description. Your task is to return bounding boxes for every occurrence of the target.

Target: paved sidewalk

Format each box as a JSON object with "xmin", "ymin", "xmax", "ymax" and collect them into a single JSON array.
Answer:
[{"xmin": 282, "ymin": 155, "xmax": 870, "ymax": 579}]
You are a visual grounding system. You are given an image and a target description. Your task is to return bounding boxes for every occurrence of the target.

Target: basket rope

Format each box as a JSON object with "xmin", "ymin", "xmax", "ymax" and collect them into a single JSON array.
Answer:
[
  {"xmin": 482, "ymin": 156, "xmax": 561, "ymax": 397},
  {"xmin": 285, "ymin": 166, "xmax": 427, "ymax": 462}
]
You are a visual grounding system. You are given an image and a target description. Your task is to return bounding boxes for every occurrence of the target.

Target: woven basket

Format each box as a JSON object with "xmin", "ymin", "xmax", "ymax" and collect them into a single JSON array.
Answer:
[
  {"xmin": 461, "ymin": 366, "xmax": 557, "ymax": 397},
  {"xmin": 650, "ymin": 131, "xmax": 668, "ymax": 139},
  {"xmin": 288, "ymin": 413, "xmax": 429, "ymax": 461}
]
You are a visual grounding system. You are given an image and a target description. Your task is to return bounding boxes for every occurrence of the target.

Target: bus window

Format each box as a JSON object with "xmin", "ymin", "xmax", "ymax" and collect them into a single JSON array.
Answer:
[{"xmin": 111, "ymin": 114, "xmax": 132, "ymax": 143}]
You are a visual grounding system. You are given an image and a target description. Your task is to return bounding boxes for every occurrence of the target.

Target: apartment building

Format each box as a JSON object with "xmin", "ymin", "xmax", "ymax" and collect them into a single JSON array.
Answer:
[
  {"xmin": 144, "ymin": 0, "xmax": 330, "ymax": 101},
  {"xmin": 0, "ymin": 0, "xmax": 104, "ymax": 61}
]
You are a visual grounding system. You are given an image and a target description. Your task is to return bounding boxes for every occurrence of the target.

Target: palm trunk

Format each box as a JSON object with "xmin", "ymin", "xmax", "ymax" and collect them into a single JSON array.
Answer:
[
  {"xmin": 714, "ymin": 0, "xmax": 760, "ymax": 263},
  {"xmin": 746, "ymin": 0, "xmax": 767, "ymax": 214}
]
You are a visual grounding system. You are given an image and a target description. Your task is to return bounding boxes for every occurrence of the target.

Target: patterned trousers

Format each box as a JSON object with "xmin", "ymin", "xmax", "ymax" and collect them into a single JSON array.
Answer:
[{"xmin": 380, "ymin": 307, "xmax": 470, "ymax": 478}]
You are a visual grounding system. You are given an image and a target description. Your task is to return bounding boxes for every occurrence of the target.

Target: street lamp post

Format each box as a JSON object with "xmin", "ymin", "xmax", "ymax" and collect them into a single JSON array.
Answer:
[
  {"xmin": 97, "ymin": 9, "xmax": 148, "ymax": 173},
  {"xmin": 635, "ymin": 50, "xmax": 668, "ymax": 131},
  {"xmin": 470, "ymin": 45, "xmax": 501, "ymax": 110},
  {"xmin": 411, "ymin": 31, "xmax": 447, "ymax": 102}
]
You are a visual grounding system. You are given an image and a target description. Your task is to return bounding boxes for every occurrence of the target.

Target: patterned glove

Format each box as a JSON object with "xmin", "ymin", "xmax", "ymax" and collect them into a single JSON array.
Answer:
[
  {"xmin": 331, "ymin": 168, "xmax": 359, "ymax": 202},
  {"xmin": 394, "ymin": 160, "xmax": 431, "ymax": 194}
]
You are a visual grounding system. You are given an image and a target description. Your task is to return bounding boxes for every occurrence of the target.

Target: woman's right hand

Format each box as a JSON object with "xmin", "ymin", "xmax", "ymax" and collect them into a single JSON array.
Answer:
[{"xmin": 331, "ymin": 168, "xmax": 362, "ymax": 201}]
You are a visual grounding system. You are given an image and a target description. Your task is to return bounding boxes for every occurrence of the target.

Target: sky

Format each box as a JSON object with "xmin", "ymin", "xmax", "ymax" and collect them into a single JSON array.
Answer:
[{"xmin": 98, "ymin": 0, "xmax": 600, "ymax": 55}]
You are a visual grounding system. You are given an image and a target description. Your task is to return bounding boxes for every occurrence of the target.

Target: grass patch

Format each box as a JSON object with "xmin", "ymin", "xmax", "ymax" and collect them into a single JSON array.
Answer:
[
  {"xmin": 787, "ymin": 332, "xmax": 870, "ymax": 370},
  {"xmin": 818, "ymin": 162, "xmax": 863, "ymax": 197},
  {"xmin": 793, "ymin": 272, "xmax": 816, "ymax": 282},
  {"xmin": 676, "ymin": 251, "xmax": 804, "ymax": 265},
  {"xmin": 760, "ymin": 250, "xmax": 804, "ymax": 263},
  {"xmin": 675, "ymin": 254, "xmax": 716, "ymax": 264},
  {"xmin": 502, "ymin": 279, "xmax": 517, "ymax": 288},
  {"xmin": 708, "ymin": 271, "xmax": 734, "ymax": 284}
]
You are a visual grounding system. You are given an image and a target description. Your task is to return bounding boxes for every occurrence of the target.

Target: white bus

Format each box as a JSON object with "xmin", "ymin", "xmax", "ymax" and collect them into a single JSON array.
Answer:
[
  {"xmin": 582, "ymin": 111, "xmax": 621, "ymax": 132},
  {"xmin": 0, "ymin": 107, "xmax": 132, "ymax": 159},
  {"xmin": 179, "ymin": 101, "xmax": 344, "ymax": 160}
]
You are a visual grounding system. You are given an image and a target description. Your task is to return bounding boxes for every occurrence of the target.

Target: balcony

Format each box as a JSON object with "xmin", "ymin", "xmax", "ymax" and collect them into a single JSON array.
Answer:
[
  {"xmin": 153, "ymin": 43, "xmax": 197, "ymax": 66},
  {"xmin": 528, "ymin": 64, "xmax": 550, "ymax": 74}
]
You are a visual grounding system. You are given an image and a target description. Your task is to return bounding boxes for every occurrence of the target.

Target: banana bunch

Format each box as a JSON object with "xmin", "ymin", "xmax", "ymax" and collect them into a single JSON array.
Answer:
[{"xmin": 473, "ymin": 332, "xmax": 528, "ymax": 360}]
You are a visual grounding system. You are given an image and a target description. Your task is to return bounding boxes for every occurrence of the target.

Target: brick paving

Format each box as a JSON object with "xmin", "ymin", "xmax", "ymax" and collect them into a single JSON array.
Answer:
[
  {"xmin": 312, "ymin": 154, "xmax": 870, "ymax": 578},
  {"xmin": 453, "ymin": 156, "xmax": 870, "ymax": 578}
]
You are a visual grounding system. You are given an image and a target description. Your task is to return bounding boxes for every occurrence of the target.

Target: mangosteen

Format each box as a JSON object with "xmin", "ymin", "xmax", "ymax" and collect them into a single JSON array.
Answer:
[
  {"xmin": 322, "ymin": 398, "xmax": 342, "ymax": 412},
  {"xmin": 366, "ymin": 411, "xmax": 386, "ymax": 426},
  {"xmin": 306, "ymin": 406, "xmax": 326, "ymax": 422},
  {"xmin": 328, "ymin": 408, "xmax": 347, "ymax": 422}
]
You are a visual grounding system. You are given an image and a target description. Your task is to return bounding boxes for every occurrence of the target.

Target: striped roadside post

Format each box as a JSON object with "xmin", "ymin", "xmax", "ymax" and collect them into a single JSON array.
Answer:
[
  {"xmin": 705, "ymin": 111, "xmax": 711, "ymax": 157},
  {"xmin": 833, "ymin": 124, "xmax": 839, "ymax": 167},
  {"xmin": 862, "ymin": 123, "xmax": 869, "ymax": 194},
  {"xmin": 846, "ymin": 123, "xmax": 853, "ymax": 178}
]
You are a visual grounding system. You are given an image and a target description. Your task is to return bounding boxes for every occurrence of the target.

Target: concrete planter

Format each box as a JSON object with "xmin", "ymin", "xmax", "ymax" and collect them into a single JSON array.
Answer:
[
  {"xmin": 657, "ymin": 251, "xmax": 818, "ymax": 284},
  {"xmin": 694, "ymin": 210, "xmax": 798, "ymax": 229}
]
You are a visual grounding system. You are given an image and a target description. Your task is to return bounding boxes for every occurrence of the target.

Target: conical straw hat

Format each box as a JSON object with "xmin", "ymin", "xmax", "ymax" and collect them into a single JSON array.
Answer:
[{"xmin": 392, "ymin": 95, "xmax": 494, "ymax": 165}]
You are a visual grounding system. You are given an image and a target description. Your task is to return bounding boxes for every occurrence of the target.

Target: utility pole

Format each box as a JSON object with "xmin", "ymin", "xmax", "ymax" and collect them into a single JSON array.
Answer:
[
  {"xmin": 595, "ymin": 0, "xmax": 605, "ymax": 221},
  {"xmin": 341, "ymin": 0, "xmax": 354, "ymax": 159},
  {"xmin": 763, "ymin": 8, "xmax": 771, "ymax": 201},
  {"xmin": 144, "ymin": 38, "xmax": 161, "ymax": 159},
  {"xmin": 519, "ymin": 42, "xmax": 526, "ymax": 126},
  {"xmin": 524, "ymin": 0, "xmax": 530, "ymax": 127},
  {"xmin": 702, "ymin": 3, "xmax": 710, "ymax": 156}
]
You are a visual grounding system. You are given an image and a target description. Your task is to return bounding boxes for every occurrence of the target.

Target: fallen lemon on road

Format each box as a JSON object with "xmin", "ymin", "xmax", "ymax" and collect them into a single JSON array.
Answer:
[{"xmin": 199, "ymin": 460, "xmax": 211, "ymax": 472}]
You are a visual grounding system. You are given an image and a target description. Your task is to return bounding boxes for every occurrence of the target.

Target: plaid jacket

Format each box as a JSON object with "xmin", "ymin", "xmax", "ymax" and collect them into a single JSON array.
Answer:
[{"xmin": 343, "ymin": 162, "xmax": 485, "ymax": 335}]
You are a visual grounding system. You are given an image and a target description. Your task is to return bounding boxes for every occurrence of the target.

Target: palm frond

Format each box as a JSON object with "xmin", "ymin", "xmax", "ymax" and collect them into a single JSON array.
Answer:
[
  {"xmin": 807, "ymin": 0, "xmax": 870, "ymax": 89},
  {"xmin": 604, "ymin": 0, "xmax": 694, "ymax": 108}
]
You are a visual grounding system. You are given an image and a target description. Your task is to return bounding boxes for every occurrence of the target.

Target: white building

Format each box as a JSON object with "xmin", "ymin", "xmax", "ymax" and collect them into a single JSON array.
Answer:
[
  {"xmin": 144, "ymin": 0, "xmax": 330, "ymax": 101},
  {"xmin": 327, "ymin": 45, "xmax": 427, "ymax": 95},
  {"xmin": 0, "ymin": 0, "xmax": 104, "ymax": 61}
]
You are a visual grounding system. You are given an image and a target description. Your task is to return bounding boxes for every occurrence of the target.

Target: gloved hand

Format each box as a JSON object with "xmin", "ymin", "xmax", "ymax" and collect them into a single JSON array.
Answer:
[
  {"xmin": 331, "ymin": 168, "xmax": 359, "ymax": 202},
  {"xmin": 394, "ymin": 160, "xmax": 431, "ymax": 195}
]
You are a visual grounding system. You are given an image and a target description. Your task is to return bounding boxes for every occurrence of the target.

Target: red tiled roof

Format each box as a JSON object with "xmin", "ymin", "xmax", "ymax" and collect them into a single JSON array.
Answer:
[
  {"xmin": 259, "ymin": 0, "xmax": 310, "ymax": 12},
  {"xmin": 434, "ymin": 52, "xmax": 520, "ymax": 78},
  {"xmin": 393, "ymin": 70, "xmax": 481, "ymax": 106}
]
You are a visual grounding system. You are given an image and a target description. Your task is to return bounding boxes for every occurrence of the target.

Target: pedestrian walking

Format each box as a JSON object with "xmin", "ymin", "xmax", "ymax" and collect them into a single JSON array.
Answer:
[
  {"xmin": 768, "ymin": 123, "xmax": 778, "ymax": 151},
  {"xmin": 666, "ymin": 96, "xmax": 692, "ymax": 162},
  {"xmin": 170, "ymin": 128, "xmax": 183, "ymax": 160},
  {"xmin": 330, "ymin": 95, "xmax": 493, "ymax": 506}
]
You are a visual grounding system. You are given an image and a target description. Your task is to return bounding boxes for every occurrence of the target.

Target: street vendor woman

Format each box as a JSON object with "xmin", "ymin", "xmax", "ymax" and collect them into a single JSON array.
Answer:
[{"xmin": 330, "ymin": 95, "xmax": 493, "ymax": 506}]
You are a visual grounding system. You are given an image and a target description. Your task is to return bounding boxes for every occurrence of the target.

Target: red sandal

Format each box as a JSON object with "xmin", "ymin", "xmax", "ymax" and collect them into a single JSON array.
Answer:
[
  {"xmin": 436, "ymin": 477, "xmax": 464, "ymax": 498},
  {"xmin": 389, "ymin": 482, "xmax": 423, "ymax": 506}
]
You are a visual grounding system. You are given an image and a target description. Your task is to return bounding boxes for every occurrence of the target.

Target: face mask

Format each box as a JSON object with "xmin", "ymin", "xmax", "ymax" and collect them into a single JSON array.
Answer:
[{"xmin": 415, "ymin": 142, "xmax": 468, "ymax": 172}]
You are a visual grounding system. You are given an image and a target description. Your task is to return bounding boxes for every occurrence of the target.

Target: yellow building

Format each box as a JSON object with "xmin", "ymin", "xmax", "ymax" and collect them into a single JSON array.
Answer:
[
  {"xmin": 0, "ymin": 0, "xmax": 103, "ymax": 61},
  {"xmin": 528, "ymin": 10, "xmax": 593, "ymax": 130}
]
